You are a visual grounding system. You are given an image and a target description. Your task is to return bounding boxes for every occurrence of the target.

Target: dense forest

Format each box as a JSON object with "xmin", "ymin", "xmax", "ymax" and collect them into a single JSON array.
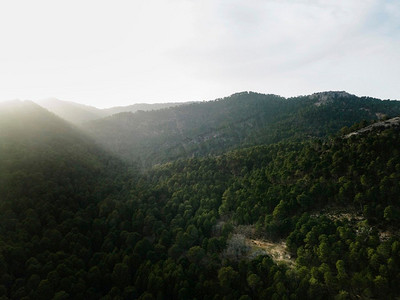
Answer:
[{"xmin": 1, "ymin": 93, "xmax": 400, "ymax": 299}]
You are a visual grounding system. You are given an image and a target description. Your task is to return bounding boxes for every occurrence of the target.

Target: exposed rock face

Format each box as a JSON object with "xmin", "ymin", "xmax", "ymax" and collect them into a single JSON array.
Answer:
[
  {"xmin": 311, "ymin": 91, "xmax": 354, "ymax": 106},
  {"xmin": 345, "ymin": 116, "xmax": 400, "ymax": 138}
]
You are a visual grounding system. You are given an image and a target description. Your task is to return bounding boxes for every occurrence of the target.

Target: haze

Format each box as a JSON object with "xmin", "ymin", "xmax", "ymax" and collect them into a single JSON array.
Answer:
[{"xmin": 0, "ymin": 0, "xmax": 399, "ymax": 108}]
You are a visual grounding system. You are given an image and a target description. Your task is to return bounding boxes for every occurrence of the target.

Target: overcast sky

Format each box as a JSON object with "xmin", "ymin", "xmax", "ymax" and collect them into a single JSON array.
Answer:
[{"xmin": 0, "ymin": 0, "xmax": 399, "ymax": 108}]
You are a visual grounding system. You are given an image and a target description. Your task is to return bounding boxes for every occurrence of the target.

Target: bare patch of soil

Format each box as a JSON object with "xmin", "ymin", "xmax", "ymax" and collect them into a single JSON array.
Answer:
[{"xmin": 246, "ymin": 238, "xmax": 295, "ymax": 267}]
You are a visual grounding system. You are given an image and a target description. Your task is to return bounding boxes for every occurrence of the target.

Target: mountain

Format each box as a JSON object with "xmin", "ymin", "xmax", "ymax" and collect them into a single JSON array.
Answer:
[
  {"xmin": 35, "ymin": 98, "xmax": 107, "ymax": 124},
  {"xmin": 35, "ymin": 98, "xmax": 186, "ymax": 125},
  {"xmin": 0, "ymin": 100, "xmax": 115, "ymax": 173},
  {"xmin": 0, "ymin": 101, "xmax": 138, "ymax": 299},
  {"xmin": 83, "ymin": 91, "xmax": 400, "ymax": 167},
  {"xmin": 0, "ymin": 100, "xmax": 127, "ymax": 229},
  {"xmin": 83, "ymin": 92, "xmax": 289, "ymax": 166}
]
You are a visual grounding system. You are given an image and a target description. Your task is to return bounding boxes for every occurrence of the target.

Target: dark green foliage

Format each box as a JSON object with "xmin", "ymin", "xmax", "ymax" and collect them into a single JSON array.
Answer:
[
  {"xmin": 2, "ymin": 99, "xmax": 400, "ymax": 299},
  {"xmin": 0, "ymin": 102, "xmax": 139, "ymax": 299}
]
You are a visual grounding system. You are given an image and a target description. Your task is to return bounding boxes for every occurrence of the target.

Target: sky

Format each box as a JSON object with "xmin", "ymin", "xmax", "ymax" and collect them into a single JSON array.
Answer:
[{"xmin": 0, "ymin": 0, "xmax": 399, "ymax": 108}]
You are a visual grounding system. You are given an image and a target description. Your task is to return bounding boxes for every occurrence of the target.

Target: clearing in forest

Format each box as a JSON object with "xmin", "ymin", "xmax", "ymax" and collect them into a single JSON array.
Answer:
[{"xmin": 247, "ymin": 239, "xmax": 295, "ymax": 267}]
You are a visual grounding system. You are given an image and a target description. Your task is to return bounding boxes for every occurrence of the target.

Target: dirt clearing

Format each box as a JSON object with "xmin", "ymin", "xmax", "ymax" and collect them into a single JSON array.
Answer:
[{"xmin": 247, "ymin": 239, "xmax": 294, "ymax": 267}]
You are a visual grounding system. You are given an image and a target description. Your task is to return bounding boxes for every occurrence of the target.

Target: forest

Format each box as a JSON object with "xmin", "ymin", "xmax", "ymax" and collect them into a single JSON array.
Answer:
[{"xmin": 1, "ymin": 92, "xmax": 400, "ymax": 299}]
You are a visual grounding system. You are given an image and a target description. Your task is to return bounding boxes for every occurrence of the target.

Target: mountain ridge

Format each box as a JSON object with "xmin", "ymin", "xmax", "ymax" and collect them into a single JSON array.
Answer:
[
  {"xmin": 33, "ymin": 98, "xmax": 187, "ymax": 124},
  {"xmin": 82, "ymin": 91, "xmax": 400, "ymax": 167}
]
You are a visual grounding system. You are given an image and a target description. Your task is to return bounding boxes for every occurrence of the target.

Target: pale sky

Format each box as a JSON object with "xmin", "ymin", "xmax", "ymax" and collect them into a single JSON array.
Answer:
[{"xmin": 0, "ymin": 0, "xmax": 399, "ymax": 108}]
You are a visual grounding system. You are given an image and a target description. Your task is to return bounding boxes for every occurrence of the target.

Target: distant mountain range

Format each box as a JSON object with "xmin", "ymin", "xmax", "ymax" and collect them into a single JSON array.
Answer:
[{"xmin": 34, "ymin": 98, "xmax": 186, "ymax": 124}]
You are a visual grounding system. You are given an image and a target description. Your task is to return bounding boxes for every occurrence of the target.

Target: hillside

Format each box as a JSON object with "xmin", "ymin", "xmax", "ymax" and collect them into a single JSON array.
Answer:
[
  {"xmin": 344, "ymin": 116, "xmax": 400, "ymax": 138},
  {"xmin": 139, "ymin": 122, "xmax": 400, "ymax": 299},
  {"xmin": 83, "ymin": 91, "xmax": 400, "ymax": 167},
  {"xmin": 0, "ymin": 101, "xmax": 139, "ymax": 299},
  {"xmin": 102, "ymin": 102, "xmax": 186, "ymax": 116}
]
